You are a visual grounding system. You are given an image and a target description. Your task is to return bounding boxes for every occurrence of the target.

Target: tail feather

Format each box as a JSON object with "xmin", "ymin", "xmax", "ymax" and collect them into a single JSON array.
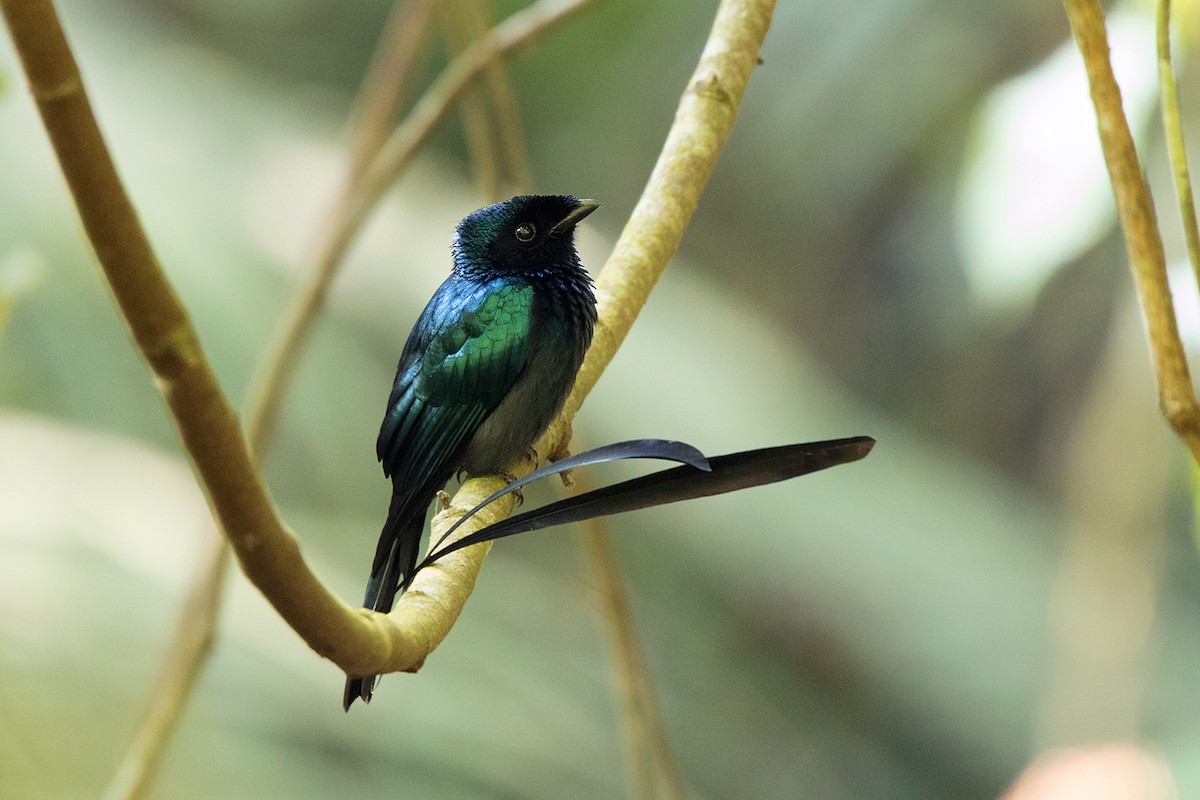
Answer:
[{"xmin": 344, "ymin": 495, "xmax": 424, "ymax": 711}]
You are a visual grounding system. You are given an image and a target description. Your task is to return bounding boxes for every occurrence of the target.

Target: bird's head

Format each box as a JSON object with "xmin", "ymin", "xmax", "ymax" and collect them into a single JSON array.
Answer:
[{"xmin": 453, "ymin": 195, "xmax": 600, "ymax": 276}]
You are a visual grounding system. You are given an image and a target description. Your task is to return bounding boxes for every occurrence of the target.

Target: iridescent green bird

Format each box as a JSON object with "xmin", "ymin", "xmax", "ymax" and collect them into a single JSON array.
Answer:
[{"xmin": 345, "ymin": 195, "xmax": 599, "ymax": 709}]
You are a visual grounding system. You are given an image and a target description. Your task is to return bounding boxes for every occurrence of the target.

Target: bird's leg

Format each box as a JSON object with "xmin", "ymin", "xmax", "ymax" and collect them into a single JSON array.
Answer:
[{"xmin": 497, "ymin": 447, "xmax": 538, "ymax": 507}]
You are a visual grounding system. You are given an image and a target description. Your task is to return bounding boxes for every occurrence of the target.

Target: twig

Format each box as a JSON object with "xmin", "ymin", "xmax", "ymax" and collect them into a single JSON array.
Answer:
[
  {"xmin": 246, "ymin": 0, "xmax": 600, "ymax": 450},
  {"xmin": 1, "ymin": 0, "xmax": 773, "ymax": 687},
  {"xmin": 455, "ymin": 0, "xmax": 534, "ymax": 193},
  {"xmin": 581, "ymin": 515, "xmax": 687, "ymax": 800},
  {"xmin": 346, "ymin": 0, "xmax": 441, "ymax": 185},
  {"xmin": 1065, "ymin": 0, "xmax": 1200, "ymax": 463},
  {"xmin": 441, "ymin": 0, "xmax": 503, "ymax": 200},
  {"xmin": 100, "ymin": 533, "xmax": 229, "ymax": 800},
  {"xmin": 1157, "ymin": 0, "xmax": 1200, "ymax": 285}
]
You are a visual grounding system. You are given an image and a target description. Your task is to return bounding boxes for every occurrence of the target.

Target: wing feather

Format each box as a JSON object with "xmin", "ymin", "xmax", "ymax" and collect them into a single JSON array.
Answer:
[{"xmin": 377, "ymin": 276, "xmax": 536, "ymax": 508}]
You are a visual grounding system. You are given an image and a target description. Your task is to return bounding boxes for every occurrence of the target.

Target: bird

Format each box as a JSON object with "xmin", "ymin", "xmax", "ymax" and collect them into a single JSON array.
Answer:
[{"xmin": 344, "ymin": 195, "xmax": 599, "ymax": 710}]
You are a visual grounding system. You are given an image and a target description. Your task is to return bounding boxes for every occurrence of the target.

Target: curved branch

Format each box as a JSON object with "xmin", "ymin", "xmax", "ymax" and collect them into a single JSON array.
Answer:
[
  {"xmin": 547, "ymin": 0, "xmax": 773, "ymax": 439},
  {"xmin": 1, "ymin": 0, "xmax": 774, "ymax": 681},
  {"xmin": 404, "ymin": 0, "xmax": 776, "ymax": 666},
  {"xmin": 99, "ymin": 4, "xmax": 596, "ymax": 786},
  {"xmin": 1065, "ymin": 0, "xmax": 1200, "ymax": 462},
  {"xmin": 102, "ymin": 5, "xmax": 446, "ymax": 796}
]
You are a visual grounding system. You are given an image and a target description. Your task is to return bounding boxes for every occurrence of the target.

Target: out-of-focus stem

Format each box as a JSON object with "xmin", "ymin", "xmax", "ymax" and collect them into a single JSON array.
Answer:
[{"xmin": 1065, "ymin": 0, "xmax": 1200, "ymax": 463}]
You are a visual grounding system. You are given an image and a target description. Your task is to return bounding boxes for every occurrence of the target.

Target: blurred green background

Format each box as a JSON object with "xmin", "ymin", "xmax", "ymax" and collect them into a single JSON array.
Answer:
[{"xmin": 3, "ymin": 0, "xmax": 1199, "ymax": 797}]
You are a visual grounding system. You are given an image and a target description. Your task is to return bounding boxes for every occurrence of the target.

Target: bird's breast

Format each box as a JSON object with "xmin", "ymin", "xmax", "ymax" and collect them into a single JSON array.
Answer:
[{"xmin": 459, "ymin": 325, "xmax": 585, "ymax": 475}]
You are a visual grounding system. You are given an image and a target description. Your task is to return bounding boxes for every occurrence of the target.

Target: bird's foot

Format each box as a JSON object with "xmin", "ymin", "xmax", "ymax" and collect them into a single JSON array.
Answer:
[
  {"xmin": 498, "ymin": 470, "xmax": 525, "ymax": 507},
  {"xmin": 436, "ymin": 490, "xmax": 452, "ymax": 511}
]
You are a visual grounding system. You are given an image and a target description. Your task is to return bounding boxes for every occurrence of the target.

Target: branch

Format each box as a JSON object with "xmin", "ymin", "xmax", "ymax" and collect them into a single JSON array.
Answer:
[
  {"xmin": 0, "ymin": 0, "xmax": 327, "ymax": 685},
  {"xmin": 581, "ymin": 513, "xmax": 687, "ymax": 800},
  {"xmin": 1065, "ymin": 0, "xmax": 1200, "ymax": 462},
  {"xmin": 441, "ymin": 0, "xmax": 503, "ymax": 200},
  {"xmin": 100, "ymin": 535, "xmax": 229, "ymax": 800},
  {"xmin": 1, "ymin": 0, "xmax": 774, "ymax": 681},
  {"xmin": 406, "ymin": 0, "xmax": 776, "ymax": 670},
  {"xmin": 454, "ymin": 0, "xmax": 534, "ymax": 193},
  {"xmin": 3, "ymin": 0, "xmax": 378, "ymax": 667},
  {"xmin": 542, "ymin": 0, "xmax": 773, "ymax": 448},
  {"xmin": 344, "ymin": 0, "xmax": 441, "ymax": 186},
  {"xmin": 1157, "ymin": 0, "xmax": 1200, "ymax": 286}
]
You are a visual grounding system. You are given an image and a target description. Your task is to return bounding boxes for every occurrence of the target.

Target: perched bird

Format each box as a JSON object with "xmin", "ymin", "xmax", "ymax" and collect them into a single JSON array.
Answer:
[{"xmin": 345, "ymin": 195, "xmax": 599, "ymax": 709}]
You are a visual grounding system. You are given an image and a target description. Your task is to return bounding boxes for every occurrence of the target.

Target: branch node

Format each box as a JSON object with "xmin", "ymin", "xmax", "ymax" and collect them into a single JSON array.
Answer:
[
  {"xmin": 144, "ymin": 324, "xmax": 203, "ymax": 377},
  {"xmin": 690, "ymin": 73, "xmax": 732, "ymax": 107},
  {"xmin": 1164, "ymin": 395, "xmax": 1200, "ymax": 433},
  {"xmin": 32, "ymin": 73, "xmax": 80, "ymax": 103}
]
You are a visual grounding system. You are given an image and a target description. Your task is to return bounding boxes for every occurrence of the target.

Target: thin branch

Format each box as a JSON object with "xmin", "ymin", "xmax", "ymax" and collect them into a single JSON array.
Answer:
[
  {"xmin": 345, "ymin": 0, "xmax": 441, "ymax": 186},
  {"xmin": 100, "ymin": 533, "xmax": 229, "ymax": 800},
  {"xmin": 1, "ymin": 0, "xmax": 774, "ymax": 684},
  {"xmin": 1065, "ymin": 0, "xmax": 1200, "ymax": 462},
  {"xmin": 455, "ymin": 0, "xmax": 534, "ymax": 193},
  {"xmin": 581, "ymin": 514, "xmax": 687, "ymax": 800},
  {"xmin": 1157, "ymin": 0, "xmax": 1200, "ymax": 286},
  {"xmin": 441, "ymin": 0, "xmax": 503, "ymax": 200},
  {"xmin": 246, "ymin": 0, "xmax": 600, "ymax": 450}
]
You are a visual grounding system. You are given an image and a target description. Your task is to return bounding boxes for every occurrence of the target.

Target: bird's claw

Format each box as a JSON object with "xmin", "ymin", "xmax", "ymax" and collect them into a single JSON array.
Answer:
[
  {"xmin": 499, "ymin": 470, "xmax": 525, "ymax": 507},
  {"xmin": 436, "ymin": 490, "xmax": 452, "ymax": 511}
]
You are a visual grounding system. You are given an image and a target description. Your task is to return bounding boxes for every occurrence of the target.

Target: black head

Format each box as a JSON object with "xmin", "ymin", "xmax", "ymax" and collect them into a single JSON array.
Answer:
[{"xmin": 453, "ymin": 195, "xmax": 599, "ymax": 276}]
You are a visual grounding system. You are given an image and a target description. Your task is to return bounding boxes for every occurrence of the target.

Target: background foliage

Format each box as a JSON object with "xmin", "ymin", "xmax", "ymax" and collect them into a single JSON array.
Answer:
[{"xmin": 1, "ymin": 0, "xmax": 1197, "ymax": 797}]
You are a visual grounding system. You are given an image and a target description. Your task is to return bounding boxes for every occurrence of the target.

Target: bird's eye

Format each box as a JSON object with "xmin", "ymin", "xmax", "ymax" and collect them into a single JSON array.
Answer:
[{"xmin": 515, "ymin": 223, "xmax": 536, "ymax": 242}]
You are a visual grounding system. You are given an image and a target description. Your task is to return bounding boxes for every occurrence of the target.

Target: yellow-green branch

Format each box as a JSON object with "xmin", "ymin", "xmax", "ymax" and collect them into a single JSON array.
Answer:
[{"xmin": 1157, "ymin": 0, "xmax": 1200, "ymax": 288}]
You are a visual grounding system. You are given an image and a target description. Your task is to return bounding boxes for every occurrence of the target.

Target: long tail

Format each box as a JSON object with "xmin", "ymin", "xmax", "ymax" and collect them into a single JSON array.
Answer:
[{"xmin": 343, "ymin": 492, "xmax": 423, "ymax": 711}]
